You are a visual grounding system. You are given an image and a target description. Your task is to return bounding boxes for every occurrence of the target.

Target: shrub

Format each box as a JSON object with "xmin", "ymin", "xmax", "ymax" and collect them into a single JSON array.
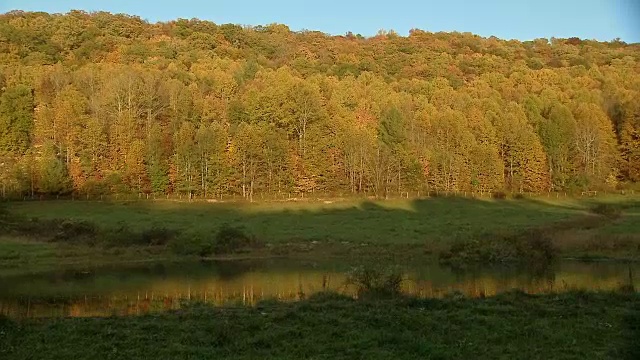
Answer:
[
  {"xmin": 169, "ymin": 224, "xmax": 258, "ymax": 257},
  {"xmin": 590, "ymin": 203, "xmax": 622, "ymax": 219},
  {"xmin": 439, "ymin": 230, "xmax": 556, "ymax": 267},
  {"xmin": 169, "ymin": 230, "xmax": 213, "ymax": 256},
  {"xmin": 212, "ymin": 224, "xmax": 256, "ymax": 254},
  {"xmin": 139, "ymin": 227, "xmax": 177, "ymax": 246},
  {"xmin": 52, "ymin": 220, "xmax": 98, "ymax": 243},
  {"xmin": 346, "ymin": 265, "xmax": 404, "ymax": 299},
  {"xmin": 101, "ymin": 224, "xmax": 179, "ymax": 247}
]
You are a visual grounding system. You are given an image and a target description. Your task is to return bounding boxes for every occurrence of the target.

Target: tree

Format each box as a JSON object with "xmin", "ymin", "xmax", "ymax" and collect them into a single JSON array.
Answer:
[
  {"xmin": 572, "ymin": 103, "xmax": 618, "ymax": 187},
  {"xmin": 426, "ymin": 109, "xmax": 475, "ymax": 191},
  {"xmin": 490, "ymin": 103, "xmax": 549, "ymax": 192},
  {"xmin": 537, "ymin": 101, "xmax": 576, "ymax": 189},
  {"xmin": 377, "ymin": 106, "xmax": 407, "ymax": 197},
  {"xmin": 1, "ymin": 11, "xmax": 639, "ymax": 196},
  {"xmin": 174, "ymin": 121, "xmax": 198, "ymax": 198},
  {"xmin": 38, "ymin": 142, "xmax": 71, "ymax": 194},
  {"xmin": 146, "ymin": 122, "xmax": 169, "ymax": 194},
  {"xmin": 0, "ymin": 85, "xmax": 34, "ymax": 155},
  {"xmin": 619, "ymin": 102, "xmax": 640, "ymax": 182},
  {"xmin": 232, "ymin": 122, "xmax": 265, "ymax": 201},
  {"xmin": 285, "ymin": 81, "xmax": 323, "ymax": 156},
  {"xmin": 51, "ymin": 84, "xmax": 89, "ymax": 189},
  {"xmin": 196, "ymin": 121, "xmax": 230, "ymax": 198}
]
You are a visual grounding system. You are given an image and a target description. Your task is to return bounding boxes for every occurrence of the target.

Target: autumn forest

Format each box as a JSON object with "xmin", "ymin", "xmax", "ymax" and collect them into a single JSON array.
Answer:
[{"xmin": 0, "ymin": 10, "xmax": 639, "ymax": 199}]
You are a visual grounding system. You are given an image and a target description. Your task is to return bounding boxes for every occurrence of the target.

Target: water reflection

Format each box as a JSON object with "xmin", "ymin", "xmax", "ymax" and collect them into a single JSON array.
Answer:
[{"xmin": 0, "ymin": 259, "xmax": 637, "ymax": 318}]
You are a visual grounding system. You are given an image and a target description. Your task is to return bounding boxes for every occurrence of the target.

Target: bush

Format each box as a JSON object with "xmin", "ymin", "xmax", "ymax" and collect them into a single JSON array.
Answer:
[
  {"xmin": 439, "ymin": 230, "xmax": 556, "ymax": 267},
  {"xmin": 140, "ymin": 227, "xmax": 176, "ymax": 246},
  {"xmin": 590, "ymin": 203, "xmax": 622, "ymax": 219},
  {"xmin": 101, "ymin": 224, "xmax": 179, "ymax": 247},
  {"xmin": 169, "ymin": 230, "xmax": 213, "ymax": 256},
  {"xmin": 346, "ymin": 265, "xmax": 404, "ymax": 299},
  {"xmin": 4, "ymin": 213, "xmax": 99, "ymax": 244},
  {"xmin": 212, "ymin": 224, "xmax": 256, "ymax": 254},
  {"xmin": 169, "ymin": 224, "xmax": 259, "ymax": 257},
  {"xmin": 52, "ymin": 220, "xmax": 98, "ymax": 243}
]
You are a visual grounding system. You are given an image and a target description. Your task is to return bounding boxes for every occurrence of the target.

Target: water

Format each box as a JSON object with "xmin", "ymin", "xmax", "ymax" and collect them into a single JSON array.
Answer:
[{"xmin": 1, "ymin": 259, "xmax": 638, "ymax": 318}]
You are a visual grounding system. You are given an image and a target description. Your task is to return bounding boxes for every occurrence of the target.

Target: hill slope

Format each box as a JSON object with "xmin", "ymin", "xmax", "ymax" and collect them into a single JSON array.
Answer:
[{"xmin": 0, "ymin": 11, "xmax": 639, "ymax": 198}]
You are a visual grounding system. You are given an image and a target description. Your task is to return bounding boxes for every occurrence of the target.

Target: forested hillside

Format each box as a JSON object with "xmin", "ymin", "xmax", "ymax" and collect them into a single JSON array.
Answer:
[{"xmin": 0, "ymin": 10, "xmax": 638, "ymax": 199}]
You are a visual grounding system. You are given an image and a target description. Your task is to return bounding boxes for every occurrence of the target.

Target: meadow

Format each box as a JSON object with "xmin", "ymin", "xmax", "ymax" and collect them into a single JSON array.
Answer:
[
  {"xmin": 6, "ymin": 194, "xmax": 640, "ymax": 242},
  {"xmin": 2, "ymin": 196, "xmax": 640, "ymax": 359},
  {"xmin": 1, "ymin": 194, "xmax": 640, "ymax": 274},
  {"xmin": 1, "ymin": 291, "xmax": 639, "ymax": 360}
]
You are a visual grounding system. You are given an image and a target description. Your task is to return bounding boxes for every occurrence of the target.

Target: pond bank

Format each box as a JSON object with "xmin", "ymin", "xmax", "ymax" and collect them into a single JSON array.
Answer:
[{"xmin": 1, "ymin": 234, "xmax": 639, "ymax": 278}]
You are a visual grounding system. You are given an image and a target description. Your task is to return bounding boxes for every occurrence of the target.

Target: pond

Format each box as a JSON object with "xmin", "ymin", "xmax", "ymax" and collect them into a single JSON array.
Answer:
[{"xmin": 1, "ymin": 259, "xmax": 638, "ymax": 318}]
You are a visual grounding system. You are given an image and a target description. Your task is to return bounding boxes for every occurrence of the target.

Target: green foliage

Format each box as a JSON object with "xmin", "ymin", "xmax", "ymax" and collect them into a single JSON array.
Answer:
[
  {"xmin": 378, "ymin": 107, "xmax": 405, "ymax": 148},
  {"xmin": 52, "ymin": 219, "xmax": 98, "ymax": 243},
  {"xmin": 37, "ymin": 144, "xmax": 72, "ymax": 195},
  {"xmin": 170, "ymin": 224, "xmax": 258, "ymax": 256},
  {"xmin": 140, "ymin": 226, "xmax": 177, "ymax": 246},
  {"xmin": 346, "ymin": 265, "xmax": 404, "ymax": 299},
  {"xmin": 147, "ymin": 160, "xmax": 170, "ymax": 194},
  {"xmin": 213, "ymin": 223, "xmax": 258, "ymax": 254},
  {"xmin": 0, "ymin": 85, "xmax": 34, "ymax": 155},
  {"xmin": 104, "ymin": 225, "xmax": 176, "ymax": 246},
  {"xmin": 0, "ymin": 12, "xmax": 636, "ymax": 198},
  {"xmin": 1, "ymin": 208, "xmax": 178, "ymax": 247},
  {"xmin": 440, "ymin": 230, "xmax": 556, "ymax": 267}
]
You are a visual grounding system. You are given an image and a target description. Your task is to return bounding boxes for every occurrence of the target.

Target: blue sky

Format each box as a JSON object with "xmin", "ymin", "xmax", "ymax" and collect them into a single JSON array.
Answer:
[{"xmin": 2, "ymin": 0, "xmax": 639, "ymax": 42}]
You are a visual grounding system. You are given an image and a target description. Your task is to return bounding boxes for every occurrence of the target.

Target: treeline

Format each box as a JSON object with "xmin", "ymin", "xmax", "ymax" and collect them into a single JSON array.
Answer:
[{"xmin": 0, "ymin": 10, "xmax": 639, "ymax": 199}]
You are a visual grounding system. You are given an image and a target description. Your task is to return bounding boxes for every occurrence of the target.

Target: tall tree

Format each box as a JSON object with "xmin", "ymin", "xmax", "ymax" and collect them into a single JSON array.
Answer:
[{"xmin": 0, "ymin": 85, "xmax": 34, "ymax": 155}]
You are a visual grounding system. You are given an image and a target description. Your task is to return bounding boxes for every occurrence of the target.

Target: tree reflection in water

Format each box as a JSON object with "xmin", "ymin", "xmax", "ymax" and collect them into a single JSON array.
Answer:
[{"xmin": 0, "ymin": 260, "xmax": 637, "ymax": 318}]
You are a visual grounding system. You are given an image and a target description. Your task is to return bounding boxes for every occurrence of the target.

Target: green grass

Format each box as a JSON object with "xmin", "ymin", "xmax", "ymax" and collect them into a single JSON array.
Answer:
[
  {"xmin": 598, "ymin": 202, "xmax": 640, "ymax": 235},
  {"xmin": 548, "ymin": 199, "xmax": 640, "ymax": 260},
  {"xmin": 1, "ymin": 291, "xmax": 639, "ymax": 359},
  {"xmin": 5, "ymin": 196, "xmax": 595, "ymax": 244},
  {"xmin": 0, "ymin": 237, "xmax": 172, "ymax": 276},
  {"xmin": 3, "ymin": 195, "xmax": 639, "ymax": 272}
]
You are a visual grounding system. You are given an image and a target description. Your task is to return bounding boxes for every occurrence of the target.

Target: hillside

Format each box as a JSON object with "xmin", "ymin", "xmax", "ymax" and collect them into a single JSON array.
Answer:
[{"xmin": 0, "ymin": 10, "xmax": 639, "ymax": 198}]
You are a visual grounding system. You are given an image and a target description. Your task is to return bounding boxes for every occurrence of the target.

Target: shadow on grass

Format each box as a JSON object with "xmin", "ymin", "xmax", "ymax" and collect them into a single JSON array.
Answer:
[
  {"xmin": 15, "ymin": 196, "xmax": 588, "ymax": 237},
  {"xmin": 3, "ymin": 195, "xmax": 638, "ymax": 260}
]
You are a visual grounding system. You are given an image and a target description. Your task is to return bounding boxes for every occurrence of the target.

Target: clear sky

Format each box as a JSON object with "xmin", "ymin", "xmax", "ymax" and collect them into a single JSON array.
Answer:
[{"xmin": 1, "ymin": 0, "xmax": 639, "ymax": 42}]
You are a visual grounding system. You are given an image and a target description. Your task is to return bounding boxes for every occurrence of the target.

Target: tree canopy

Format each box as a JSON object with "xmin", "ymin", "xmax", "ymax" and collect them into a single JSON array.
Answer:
[{"xmin": 0, "ymin": 10, "xmax": 638, "ymax": 198}]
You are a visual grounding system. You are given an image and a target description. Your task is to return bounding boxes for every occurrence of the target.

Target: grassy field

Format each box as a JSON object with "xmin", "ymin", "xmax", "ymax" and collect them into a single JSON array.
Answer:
[
  {"xmin": 0, "ymin": 236, "xmax": 174, "ymax": 276},
  {"xmin": 2, "ymin": 197, "xmax": 639, "ymax": 359},
  {"xmin": 7, "ymin": 195, "xmax": 638, "ymax": 243},
  {"xmin": 1, "ymin": 291, "xmax": 638, "ymax": 360},
  {"xmin": 1, "ymin": 195, "xmax": 639, "ymax": 274}
]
